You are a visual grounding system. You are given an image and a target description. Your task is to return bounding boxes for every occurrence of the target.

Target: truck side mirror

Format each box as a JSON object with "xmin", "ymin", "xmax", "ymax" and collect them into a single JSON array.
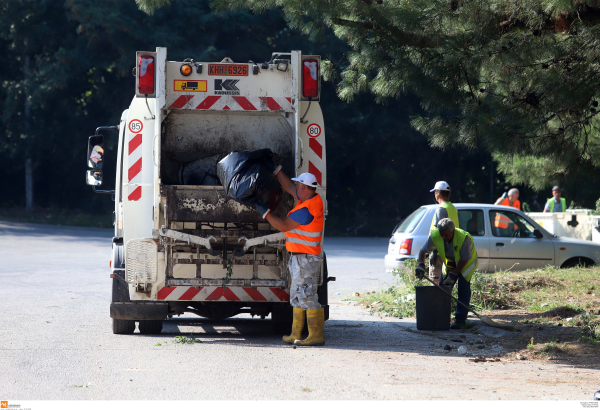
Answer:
[
  {"xmin": 87, "ymin": 135, "xmax": 105, "ymax": 170},
  {"xmin": 533, "ymin": 229, "xmax": 543, "ymax": 239},
  {"xmin": 86, "ymin": 170, "xmax": 103, "ymax": 186}
]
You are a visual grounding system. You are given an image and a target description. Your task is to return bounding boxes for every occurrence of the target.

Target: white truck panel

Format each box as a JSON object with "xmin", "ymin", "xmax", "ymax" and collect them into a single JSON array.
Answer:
[
  {"xmin": 164, "ymin": 61, "xmax": 294, "ymax": 112},
  {"xmin": 123, "ymin": 97, "xmax": 156, "ymax": 245}
]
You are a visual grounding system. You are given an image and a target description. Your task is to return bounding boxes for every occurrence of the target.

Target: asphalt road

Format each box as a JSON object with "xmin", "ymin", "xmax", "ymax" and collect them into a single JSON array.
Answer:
[{"xmin": 1, "ymin": 221, "xmax": 598, "ymax": 400}]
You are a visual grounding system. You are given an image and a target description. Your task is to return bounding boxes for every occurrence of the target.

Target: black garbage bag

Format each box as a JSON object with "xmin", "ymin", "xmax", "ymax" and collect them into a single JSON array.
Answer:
[
  {"xmin": 179, "ymin": 154, "xmax": 221, "ymax": 186},
  {"xmin": 217, "ymin": 149, "xmax": 282, "ymax": 212}
]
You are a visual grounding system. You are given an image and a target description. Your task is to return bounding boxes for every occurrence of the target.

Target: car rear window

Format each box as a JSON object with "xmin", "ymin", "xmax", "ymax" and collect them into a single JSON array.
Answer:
[
  {"xmin": 458, "ymin": 209, "xmax": 485, "ymax": 236},
  {"xmin": 395, "ymin": 207, "xmax": 428, "ymax": 234}
]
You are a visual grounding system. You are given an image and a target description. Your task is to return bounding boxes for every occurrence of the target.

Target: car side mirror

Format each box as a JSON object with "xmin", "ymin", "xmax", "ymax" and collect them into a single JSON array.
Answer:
[
  {"xmin": 87, "ymin": 135, "xmax": 105, "ymax": 170},
  {"xmin": 533, "ymin": 229, "xmax": 543, "ymax": 239},
  {"xmin": 86, "ymin": 170, "xmax": 103, "ymax": 186}
]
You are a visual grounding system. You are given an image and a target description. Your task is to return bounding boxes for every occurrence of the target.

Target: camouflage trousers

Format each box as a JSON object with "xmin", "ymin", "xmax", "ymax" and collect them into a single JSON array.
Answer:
[{"xmin": 288, "ymin": 253, "xmax": 322, "ymax": 310}]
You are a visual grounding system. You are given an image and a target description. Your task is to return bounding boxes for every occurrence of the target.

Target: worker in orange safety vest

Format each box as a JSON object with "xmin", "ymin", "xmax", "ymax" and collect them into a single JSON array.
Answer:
[
  {"xmin": 253, "ymin": 168, "xmax": 325, "ymax": 347},
  {"xmin": 494, "ymin": 188, "xmax": 520, "ymax": 210}
]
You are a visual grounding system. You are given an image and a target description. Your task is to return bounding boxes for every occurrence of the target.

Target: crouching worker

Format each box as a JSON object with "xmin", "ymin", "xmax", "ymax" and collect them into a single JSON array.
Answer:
[
  {"xmin": 415, "ymin": 218, "xmax": 478, "ymax": 329},
  {"xmin": 253, "ymin": 168, "xmax": 325, "ymax": 346}
]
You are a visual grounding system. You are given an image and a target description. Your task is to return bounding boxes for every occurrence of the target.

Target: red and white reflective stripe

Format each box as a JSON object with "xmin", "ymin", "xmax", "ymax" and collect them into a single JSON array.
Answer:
[
  {"xmin": 157, "ymin": 286, "xmax": 290, "ymax": 302},
  {"xmin": 127, "ymin": 132, "xmax": 143, "ymax": 201},
  {"xmin": 168, "ymin": 95, "xmax": 293, "ymax": 112},
  {"xmin": 307, "ymin": 131, "xmax": 324, "ymax": 187}
]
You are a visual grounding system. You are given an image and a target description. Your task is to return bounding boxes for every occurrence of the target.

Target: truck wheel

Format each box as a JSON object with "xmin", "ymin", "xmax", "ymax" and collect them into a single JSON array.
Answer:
[
  {"xmin": 271, "ymin": 320, "xmax": 293, "ymax": 335},
  {"xmin": 317, "ymin": 253, "xmax": 330, "ymax": 321},
  {"xmin": 138, "ymin": 320, "xmax": 163, "ymax": 334},
  {"xmin": 271, "ymin": 303, "xmax": 293, "ymax": 334},
  {"xmin": 113, "ymin": 318, "xmax": 135, "ymax": 334}
]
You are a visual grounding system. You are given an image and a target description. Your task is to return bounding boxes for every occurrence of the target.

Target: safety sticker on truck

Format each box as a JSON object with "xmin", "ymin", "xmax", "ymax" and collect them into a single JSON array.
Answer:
[
  {"xmin": 129, "ymin": 119, "xmax": 143, "ymax": 133},
  {"xmin": 174, "ymin": 80, "xmax": 207, "ymax": 92},
  {"xmin": 307, "ymin": 123, "xmax": 321, "ymax": 138},
  {"xmin": 208, "ymin": 64, "xmax": 248, "ymax": 76}
]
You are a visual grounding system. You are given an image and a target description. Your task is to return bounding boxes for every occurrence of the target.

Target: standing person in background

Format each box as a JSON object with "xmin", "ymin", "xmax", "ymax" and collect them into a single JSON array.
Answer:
[
  {"xmin": 494, "ymin": 188, "xmax": 520, "ymax": 210},
  {"xmin": 544, "ymin": 186, "xmax": 567, "ymax": 213},
  {"xmin": 428, "ymin": 181, "xmax": 459, "ymax": 283}
]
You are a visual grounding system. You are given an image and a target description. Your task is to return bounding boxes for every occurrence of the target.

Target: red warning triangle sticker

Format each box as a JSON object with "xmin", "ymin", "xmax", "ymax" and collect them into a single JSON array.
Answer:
[{"xmin": 222, "ymin": 105, "xmax": 230, "ymax": 110}]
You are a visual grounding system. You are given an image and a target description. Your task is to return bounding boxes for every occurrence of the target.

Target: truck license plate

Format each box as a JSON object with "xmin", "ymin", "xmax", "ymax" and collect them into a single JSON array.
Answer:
[{"xmin": 208, "ymin": 64, "xmax": 248, "ymax": 76}]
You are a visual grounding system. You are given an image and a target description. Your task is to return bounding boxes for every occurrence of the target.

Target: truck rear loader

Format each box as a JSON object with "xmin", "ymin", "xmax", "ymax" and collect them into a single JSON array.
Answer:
[{"xmin": 85, "ymin": 48, "xmax": 331, "ymax": 334}]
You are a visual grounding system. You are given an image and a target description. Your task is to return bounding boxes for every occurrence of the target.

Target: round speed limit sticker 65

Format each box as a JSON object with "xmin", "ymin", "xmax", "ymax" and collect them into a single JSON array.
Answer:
[
  {"xmin": 307, "ymin": 123, "xmax": 321, "ymax": 138},
  {"xmin": 129, "ymin": 119, "xmax": 143, "ymax": 133}
]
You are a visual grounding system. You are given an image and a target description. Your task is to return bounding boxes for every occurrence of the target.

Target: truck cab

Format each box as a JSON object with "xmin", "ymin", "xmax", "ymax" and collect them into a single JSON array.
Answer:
[{"xmin": 85, "ymin": 48, "xmax": 330, "ymax": 334}]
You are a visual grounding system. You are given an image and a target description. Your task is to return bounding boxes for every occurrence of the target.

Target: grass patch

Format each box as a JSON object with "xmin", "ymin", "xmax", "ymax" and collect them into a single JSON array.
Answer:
[
  {"xmin": 359, "ymin": 262, "xmax": 600, "ymax": 322},
  {"xmin": 541, "ymin": 341, "xmax": 564, "ymax": 355},
  {"xmin": 577, "ymin": 312, "xmax": 600, "ymax": 344},
  {"xmin": 0, "ymin": 207, "xmax": 112, "ymax": 228},
  {"xmin": 173, "ymin": 335, "xmax": 201, "ymax": 344},
  {"xmin": 359, "ymin": 259, "xmax": 422, "ymax": 318}
]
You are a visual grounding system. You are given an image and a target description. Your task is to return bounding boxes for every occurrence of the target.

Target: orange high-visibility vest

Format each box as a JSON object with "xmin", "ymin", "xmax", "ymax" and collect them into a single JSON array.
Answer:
[
  {"xmin": 285, "ymin": 194, "xmax": 324, "ymax": 255},
  {"xmin": 494, "ymin": 213, "xmax": 512, "ymax": 229},
  {"xmin": 500, "ymin": 198, "xmax": 520, "ymax": 210}
]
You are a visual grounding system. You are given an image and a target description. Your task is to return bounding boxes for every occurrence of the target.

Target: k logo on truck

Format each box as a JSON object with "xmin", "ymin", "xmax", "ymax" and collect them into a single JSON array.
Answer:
[{"xmin": 214, "ymin": 79, "xmax": 240, "ymax": 95}]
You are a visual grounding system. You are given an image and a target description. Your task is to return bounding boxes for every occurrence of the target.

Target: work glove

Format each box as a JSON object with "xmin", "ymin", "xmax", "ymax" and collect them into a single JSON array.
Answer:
[
  {"xmin": 253, "ymin": 201, "xmax": 271, "ymax": 219},
  {"xmin": 442, "ymin": 271, "xmax": 459, "ymax": 286},
  {"xmin": 501, "ymin": 192, "xmax": 508, "ymax": 199},
  {"xmin": 264, "ymin": 153, "xmax": 282, "ymax": 176},
  {"xmin": 272, "ymin": 164, "xmax": 282, "ymax": 176},
  {"xmin": 415, "ymin": 262, "xmax": 426, "ymax": 279}
]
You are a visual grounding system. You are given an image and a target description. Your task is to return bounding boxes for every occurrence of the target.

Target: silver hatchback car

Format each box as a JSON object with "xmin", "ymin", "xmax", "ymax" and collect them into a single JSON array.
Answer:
[{"xmin": 385, "ymin": 203, "xmax": 600, "ymax": 273}]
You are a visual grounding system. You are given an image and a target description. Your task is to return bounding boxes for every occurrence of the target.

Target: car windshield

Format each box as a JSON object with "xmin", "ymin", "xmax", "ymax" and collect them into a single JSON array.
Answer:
[{"xmin": 395, "ymin": 207, "xmax": 427, "ymax": 234}]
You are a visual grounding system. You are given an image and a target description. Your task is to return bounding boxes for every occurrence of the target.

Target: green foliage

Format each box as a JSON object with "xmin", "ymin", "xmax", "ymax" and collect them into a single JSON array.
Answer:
[
  {"xmin": 0, "ymin": 0, "xmax": 292, "ymax": 212},
  {"xmin": 137, "ymin": 0, "xmax": 600, "ymax": 204},
  {"xmin": 577, "ymin": 312, "xmax": 600, "ymax": 344},
  {"xmin": 174, "ymin": 335, "xmax": 201, "ymax": 344},
  {"xmin": 135, "ymin": 0, "xmax": 171, "ymax": 15},
  {"xmin": 541, "ymin": 340, "xmax": 564, "ymax": 355},
  {"xmin": 0, "ymin": 0, "xmax": 517, "ymax": 236}
]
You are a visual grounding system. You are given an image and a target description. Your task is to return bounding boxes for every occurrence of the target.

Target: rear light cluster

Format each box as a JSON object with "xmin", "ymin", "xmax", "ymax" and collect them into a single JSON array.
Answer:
[
  {"xmin": 138, "ymin": 55, "xmax": 155, "ymax": 95},
  {"xmin": 399, "ymin": 239, "xmax": 413, "ymax": 255},
  {"xmin": 302, "ymin": 59, "xmax": 319, "ymax": 98}
]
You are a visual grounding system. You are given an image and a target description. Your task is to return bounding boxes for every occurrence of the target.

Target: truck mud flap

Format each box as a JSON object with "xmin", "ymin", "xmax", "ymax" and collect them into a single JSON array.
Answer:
[{"xmin": 110, "ymin": 302, "xmax": 168, "ymax": 320}]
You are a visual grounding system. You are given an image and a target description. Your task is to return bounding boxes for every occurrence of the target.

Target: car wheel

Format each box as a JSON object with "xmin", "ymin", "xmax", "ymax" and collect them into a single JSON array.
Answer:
[{"xmin": 561, "ymin": 257, "xmax": 595, "ymax": 269}]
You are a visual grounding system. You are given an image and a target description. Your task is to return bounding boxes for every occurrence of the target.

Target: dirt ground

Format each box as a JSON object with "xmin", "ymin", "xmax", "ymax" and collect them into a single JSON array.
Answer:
[
  {"xmin": 363, "ymin": 303, "xmax": 600, "ymax": 368},
  {"xmin": 471, "ymin": 308, "xmax": 600, "ymax": 367}
]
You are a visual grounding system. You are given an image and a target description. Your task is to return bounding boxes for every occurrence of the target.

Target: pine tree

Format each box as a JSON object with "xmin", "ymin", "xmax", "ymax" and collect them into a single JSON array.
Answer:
[{"xmin": 139, "ymin": 0, "xmax": 600, "ymax": 194}]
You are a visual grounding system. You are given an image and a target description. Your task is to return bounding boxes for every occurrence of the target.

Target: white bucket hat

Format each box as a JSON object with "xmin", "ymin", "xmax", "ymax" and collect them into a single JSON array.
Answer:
[
  {"xmin": 292, "ymin": 172, "xmax": 319, "ymax": 188},
  {"xmin": 430, "ymin": 181, "xmax": 451, "ymax": 192}
]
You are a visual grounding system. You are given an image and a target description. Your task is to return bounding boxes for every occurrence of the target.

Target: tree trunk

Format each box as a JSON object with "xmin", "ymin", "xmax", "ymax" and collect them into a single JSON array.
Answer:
[
  {"xmin": 489, "ymin": 158, "xmax": 494, "ymax": 203},
  {"xmin": 24, "ymin": 39, "xmax": 33, "ymax": 211},
  {"xmin": 25, "ymin": 158, "xmax": 33, "ymax": 210}
]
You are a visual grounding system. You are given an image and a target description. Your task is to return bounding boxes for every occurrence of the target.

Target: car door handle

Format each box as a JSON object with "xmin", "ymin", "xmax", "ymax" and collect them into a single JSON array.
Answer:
[{"xmin": 495, "ymin": 242, "xmax": 505, "ymax": 247}]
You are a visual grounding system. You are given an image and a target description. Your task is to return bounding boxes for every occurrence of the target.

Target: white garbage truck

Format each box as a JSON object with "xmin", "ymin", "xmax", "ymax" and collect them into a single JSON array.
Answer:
[{"xmin": 85, "ymin": 48, "xmax": 332, "ymax": 334}]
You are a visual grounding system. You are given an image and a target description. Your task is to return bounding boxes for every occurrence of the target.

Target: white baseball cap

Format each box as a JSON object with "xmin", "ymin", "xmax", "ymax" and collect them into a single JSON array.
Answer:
[
  {"xmin": 292, "ymin": 172, "xmax": 319, "ymax": 188},
  {"xmin": 430, "ymin": 181, "xmax": 451, "ymax": 192}
]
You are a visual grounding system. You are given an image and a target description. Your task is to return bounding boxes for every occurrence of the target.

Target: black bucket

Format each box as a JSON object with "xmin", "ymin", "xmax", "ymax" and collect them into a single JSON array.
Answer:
[{"xmin": 415, "ymin": 285, "xmax": 452, "ymax": 330}]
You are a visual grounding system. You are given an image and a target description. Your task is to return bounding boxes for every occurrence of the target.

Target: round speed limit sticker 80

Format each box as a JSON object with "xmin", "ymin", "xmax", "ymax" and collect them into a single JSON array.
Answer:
[{"xmin": 307, "ymin": 123, "xmax": 321, "ymax": 138}]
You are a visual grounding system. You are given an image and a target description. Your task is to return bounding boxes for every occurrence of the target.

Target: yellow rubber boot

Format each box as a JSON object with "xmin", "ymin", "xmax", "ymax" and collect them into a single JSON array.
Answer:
[
  {"xmin": 282, "ymin": 308, "xmax": 305, "ymax": 344},
  {"xmin": 294, "ymin": 308, "xmax": 325, "ymax": 346}
]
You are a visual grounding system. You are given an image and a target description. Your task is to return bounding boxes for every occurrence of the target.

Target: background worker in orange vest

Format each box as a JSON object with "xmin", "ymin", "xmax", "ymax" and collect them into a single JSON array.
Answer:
[
  {"xmin": 253, "ymin": 169, "xmax": 325, "ymax": 347},
  {"xmin": 494, "ymin": 188, "xmax": 520, "ymax": 210}
]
